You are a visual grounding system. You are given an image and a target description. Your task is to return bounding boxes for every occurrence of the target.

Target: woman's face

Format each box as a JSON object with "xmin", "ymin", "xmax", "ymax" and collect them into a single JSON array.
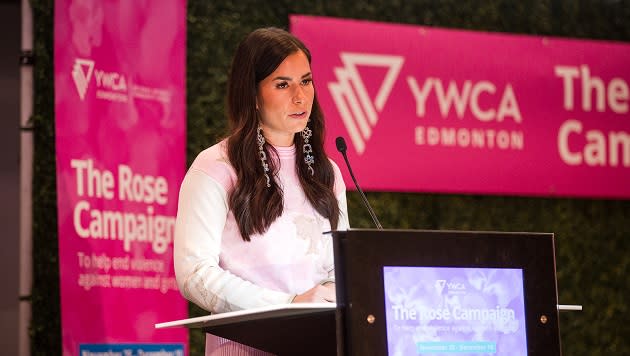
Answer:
[{"xmin": 257, "ymin": 50, "xmax": 314, "ymax": 147}]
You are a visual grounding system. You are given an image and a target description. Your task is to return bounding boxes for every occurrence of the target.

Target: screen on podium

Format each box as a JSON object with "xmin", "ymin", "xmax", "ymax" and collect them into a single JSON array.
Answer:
[{"xmin": 383, "ymin": 266, "xmax": 527, "ymax": 355}]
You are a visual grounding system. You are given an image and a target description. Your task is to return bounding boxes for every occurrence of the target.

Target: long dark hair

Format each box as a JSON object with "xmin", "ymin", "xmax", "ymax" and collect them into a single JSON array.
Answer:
[{"xmin": 226, "ymin": 27, "xmax": 340, "ymax": 241}]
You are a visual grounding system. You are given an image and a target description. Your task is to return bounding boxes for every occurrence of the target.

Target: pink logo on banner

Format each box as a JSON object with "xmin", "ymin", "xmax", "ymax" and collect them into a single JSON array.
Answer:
[
  {"xmin": 55, "ymin": 1, "xmax": 187, "ymax": 354},
  {"xmin": 291, "ymin": 15, "xmax": 630, "ymax": 199}
]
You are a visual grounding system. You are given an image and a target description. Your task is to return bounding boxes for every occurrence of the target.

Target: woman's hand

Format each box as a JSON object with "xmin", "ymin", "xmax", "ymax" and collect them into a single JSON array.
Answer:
[{"xmin": 292, "ymin": 282, "xmax": 336, "ymax": 303}]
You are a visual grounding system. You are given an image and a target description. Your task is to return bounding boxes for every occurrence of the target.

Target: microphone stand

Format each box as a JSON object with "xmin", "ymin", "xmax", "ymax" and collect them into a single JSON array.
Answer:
[{"xmin": 336, "ymin": 137, "xmax": 383, "ymax": 230}]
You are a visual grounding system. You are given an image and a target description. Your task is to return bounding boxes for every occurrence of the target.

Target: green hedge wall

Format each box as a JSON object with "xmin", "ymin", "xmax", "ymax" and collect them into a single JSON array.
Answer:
[{"xmin": 32, "ymin": 0, "xmax": 629, "ymax": 355}]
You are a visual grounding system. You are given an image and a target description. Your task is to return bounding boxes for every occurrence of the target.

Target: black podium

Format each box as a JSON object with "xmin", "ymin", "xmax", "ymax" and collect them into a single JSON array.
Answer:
[
  {"xmin": 332, "ymin": 229, "xmax": 561, "ymax": 356},
  {"xmin": 157, "ymin": 229, "xmax": 562, "ymax": 356}
]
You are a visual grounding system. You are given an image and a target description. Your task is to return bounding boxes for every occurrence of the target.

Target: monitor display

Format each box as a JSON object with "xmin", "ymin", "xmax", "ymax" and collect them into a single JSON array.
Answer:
[{"xmin": 383, "ymin": 266, "xmax": 527, "ymax": 356}]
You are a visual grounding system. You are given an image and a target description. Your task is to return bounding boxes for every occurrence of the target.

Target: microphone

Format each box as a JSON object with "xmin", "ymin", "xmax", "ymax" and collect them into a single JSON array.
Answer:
[{"xmin": 335, "ymin": 137, "xmax": 383, "ymax": 229}]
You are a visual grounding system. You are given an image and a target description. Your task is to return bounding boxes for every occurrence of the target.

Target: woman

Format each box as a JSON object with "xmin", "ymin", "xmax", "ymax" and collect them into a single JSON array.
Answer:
[{"xmin": 174, "ymin": 28, "xmax": 350, "ymax": 355}]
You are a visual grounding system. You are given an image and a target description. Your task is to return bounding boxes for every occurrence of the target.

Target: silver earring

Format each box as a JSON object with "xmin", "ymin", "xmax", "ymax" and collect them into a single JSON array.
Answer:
[
  {"xmin": 257, "ymin": 127, "xmax": 271, "ymax": 187},
  {"xmin": 301, "ymin": 126, "xmax": 314, "ymax": 176}
]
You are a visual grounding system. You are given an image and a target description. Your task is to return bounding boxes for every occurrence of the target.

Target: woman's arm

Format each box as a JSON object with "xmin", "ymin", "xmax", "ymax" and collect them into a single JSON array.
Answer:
[{"xmin": 174, "ymin": 169, "xmax": 294, "ymax": 313}]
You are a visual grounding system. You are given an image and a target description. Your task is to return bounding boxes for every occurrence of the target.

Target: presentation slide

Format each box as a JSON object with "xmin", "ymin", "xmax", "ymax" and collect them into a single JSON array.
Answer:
[{"xmin": 383, "ymin": 266, "xmax": 527, "ymax": 355}]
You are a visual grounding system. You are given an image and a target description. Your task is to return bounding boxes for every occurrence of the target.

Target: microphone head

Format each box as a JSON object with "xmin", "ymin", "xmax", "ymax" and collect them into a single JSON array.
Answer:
[{"xmin": 335, "ymin": 136, "xmax": 347, "ymax": 153}]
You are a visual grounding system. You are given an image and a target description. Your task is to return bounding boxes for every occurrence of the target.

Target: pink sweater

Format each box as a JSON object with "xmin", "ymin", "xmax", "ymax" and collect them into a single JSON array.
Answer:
[{"xmin": 174, "ymin": 140, "xmax": 349, "ymax": 355}]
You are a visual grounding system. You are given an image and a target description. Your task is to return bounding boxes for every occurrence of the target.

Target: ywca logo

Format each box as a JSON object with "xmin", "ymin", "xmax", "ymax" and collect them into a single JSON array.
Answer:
[
  {"xmin": 435, "ymin": 280, "xmax": 447, "ymax": 294},
  {"xmin": 71, "ymin": 58, "xmax": 95, "ymax": 100},
  {"xmin": 435, "ymin": 279, "xmax": 467, "ymax": 294},
  {"xmin": 328, "ymin": 53, "xmax": 404, "ymax": 154}
]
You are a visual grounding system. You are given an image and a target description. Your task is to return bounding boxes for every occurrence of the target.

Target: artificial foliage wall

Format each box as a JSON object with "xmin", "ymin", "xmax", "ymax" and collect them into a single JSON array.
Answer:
[{"xmin": 32, "ymin": 0, "xmax": 629, "ymax": 355}]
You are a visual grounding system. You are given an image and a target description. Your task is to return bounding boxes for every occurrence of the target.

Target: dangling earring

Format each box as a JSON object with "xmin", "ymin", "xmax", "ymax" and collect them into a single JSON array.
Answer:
[
  {"xmin": 301, "ymin": 126, "xmax": 315, "ymax": 176},
  {"xmin": 257, "ymin": 126, "xmax": 271, "ymax": 187}
]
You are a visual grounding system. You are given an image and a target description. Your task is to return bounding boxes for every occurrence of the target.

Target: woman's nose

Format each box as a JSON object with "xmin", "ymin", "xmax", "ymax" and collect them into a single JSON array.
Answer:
[{"xmin": 293, "ymin": 86, "xmax": 305, "ymax": 104}]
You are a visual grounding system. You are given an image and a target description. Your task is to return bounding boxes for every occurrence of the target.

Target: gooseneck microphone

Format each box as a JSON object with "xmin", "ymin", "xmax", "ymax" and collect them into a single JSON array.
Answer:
[{"xmin": 335, "ymin": 137, "xmax": 383, "ymax": 230}]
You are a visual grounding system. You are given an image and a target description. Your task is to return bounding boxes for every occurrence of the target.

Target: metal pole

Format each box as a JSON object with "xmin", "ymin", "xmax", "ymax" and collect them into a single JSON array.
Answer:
[{"xmin": 19, "ymin": 0, "xmax": 33, "ymax": 355}]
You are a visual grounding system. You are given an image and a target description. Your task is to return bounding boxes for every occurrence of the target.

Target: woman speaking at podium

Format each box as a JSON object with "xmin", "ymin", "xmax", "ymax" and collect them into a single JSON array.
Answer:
[{"xmin": 174, "ymin": 27, "xmax": 350, "ymax": 355}]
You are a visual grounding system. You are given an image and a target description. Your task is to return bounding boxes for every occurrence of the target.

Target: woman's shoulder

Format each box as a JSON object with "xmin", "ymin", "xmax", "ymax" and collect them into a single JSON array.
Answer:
[
  {"xmin": 327, "ymin": 157, "xmax": 346, "ymax": 196},
  {"xmin": 188, "ymin": 139, "xmax": 236, "ymax": 189},
  {"xmin": 327, "ymin": 157, "xmax": 341, "ymax": 171}
]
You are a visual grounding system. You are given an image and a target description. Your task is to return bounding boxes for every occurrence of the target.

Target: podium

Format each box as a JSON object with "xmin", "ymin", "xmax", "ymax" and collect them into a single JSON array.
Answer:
[{"xmin": 157, "ymin": 229, "xmax": 562, "ymax": 355}]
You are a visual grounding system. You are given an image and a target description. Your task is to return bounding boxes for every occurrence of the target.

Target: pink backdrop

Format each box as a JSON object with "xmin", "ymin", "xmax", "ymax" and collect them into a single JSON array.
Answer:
[
  {"xmin": 292, "ymin": 15, "xmax": 630, "ymax": 199},
  {"xmin": 54, "ymin": 1, "xmax": 187, "ymax": 354}
]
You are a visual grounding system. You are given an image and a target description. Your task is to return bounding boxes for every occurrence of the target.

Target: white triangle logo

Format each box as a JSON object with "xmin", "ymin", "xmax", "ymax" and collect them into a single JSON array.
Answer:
[
  {"xmin": 328, "ymin": 53, "xmax": 404, "ymax": 154},
  {"xmin": 435, "ymin": 280, "xmax": 447, "ymax": 294},
  {"xmin": 71, "ymin": 58, "xmax": 95, "ymax": 100}
]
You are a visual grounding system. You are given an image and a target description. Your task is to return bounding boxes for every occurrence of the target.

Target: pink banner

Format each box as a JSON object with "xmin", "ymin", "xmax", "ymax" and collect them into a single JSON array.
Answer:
[
  {"xmin": 291, "ymin": 15, "xmax": 630, "ymax": 199},
  {"xmin": 55, "ymin": 1, "xmax": 187, "ymax": 354}
]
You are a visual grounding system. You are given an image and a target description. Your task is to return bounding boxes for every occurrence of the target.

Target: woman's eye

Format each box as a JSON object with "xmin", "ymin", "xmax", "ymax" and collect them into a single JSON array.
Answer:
[
  {"xmin": 276, "ymin": 82, "xmax": 288, "ymax": 89},
  {"xmin": 301, "ymin": 78, "xmax": 313, "ymax": 85}
]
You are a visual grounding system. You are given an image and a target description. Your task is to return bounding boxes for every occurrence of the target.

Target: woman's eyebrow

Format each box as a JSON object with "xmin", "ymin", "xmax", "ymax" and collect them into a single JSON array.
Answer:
[{"xmin": 272, "ymin": 72, "xmax": 312, "ymax": 81}]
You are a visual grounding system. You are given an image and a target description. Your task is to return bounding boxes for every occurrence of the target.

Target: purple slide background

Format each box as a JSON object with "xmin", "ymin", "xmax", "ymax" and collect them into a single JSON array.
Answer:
[{"xmin": 383, "ymin": 267, "xmax": 527, "ymax": 355}]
